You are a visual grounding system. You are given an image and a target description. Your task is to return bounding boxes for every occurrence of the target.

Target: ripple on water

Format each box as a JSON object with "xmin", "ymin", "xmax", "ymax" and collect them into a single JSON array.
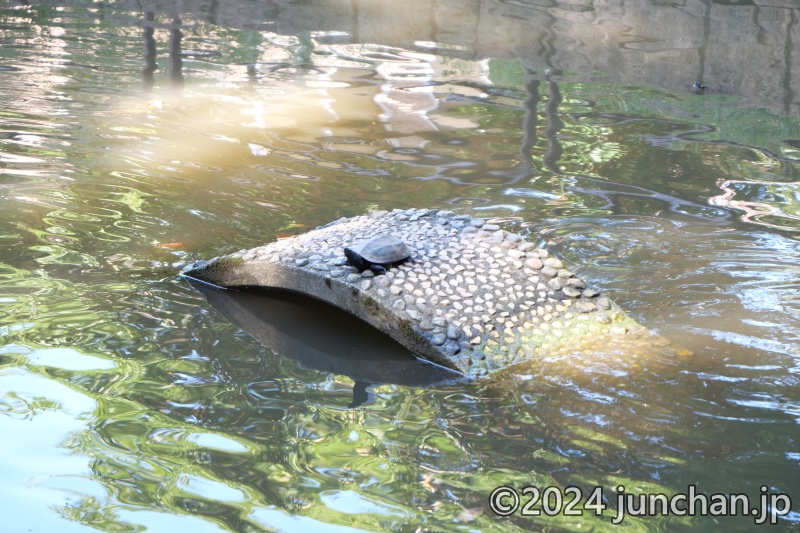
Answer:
[
  {"xmin": 710, "ymin": 179, "xmax": 800, "ymax": 232},
  {"xmin": 320, "ymin": 490, "xmax": 414, "ymax": 518},
  {"xmin": 2, "ymin": 2, "xmax": 800, "ymax": 531},
  {"xmin": 25, "ymin": 347, "xmax": 117, "ymax": 372}
]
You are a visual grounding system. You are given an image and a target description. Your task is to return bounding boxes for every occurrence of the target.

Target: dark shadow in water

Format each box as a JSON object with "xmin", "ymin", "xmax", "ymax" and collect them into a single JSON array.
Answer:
[
  {"xmin": 169, "ymin": 16, "xmax": 183, "ymax": 87},
  {"xmin": 141, "ymin": 12, "xmax": 184, "ymax": 89},
  {"xmin": 519, "ymin": 77, "xmax": 540, "ymax": 166},
  {"xmin": 142, "ymin": 12, "xmax": 156, "ymax": 88},
  {"xmin": 185, "ymin": 278, "xmax": 467, "ymax": 407},
  {"xmin": 542, "ymin": 79, "xmax": 564, "ymax": 174}
]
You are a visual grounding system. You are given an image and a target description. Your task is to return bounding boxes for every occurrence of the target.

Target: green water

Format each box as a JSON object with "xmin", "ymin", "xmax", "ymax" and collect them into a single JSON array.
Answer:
[{"xmin": 1, "ymin": 1, "xmax": 799, "ymax": 531}]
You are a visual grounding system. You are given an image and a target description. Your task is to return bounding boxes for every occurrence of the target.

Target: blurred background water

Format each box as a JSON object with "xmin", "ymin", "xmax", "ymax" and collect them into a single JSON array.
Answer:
[{"xmin": 1, "ymin": 1, "xmax": 799, "ymax": 531}]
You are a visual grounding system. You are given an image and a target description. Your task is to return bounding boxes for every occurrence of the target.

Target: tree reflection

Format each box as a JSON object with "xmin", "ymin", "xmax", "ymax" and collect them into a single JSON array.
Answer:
[{"xmin": 141, "ymin": 12, "xmax": 184, "ymax": 89}]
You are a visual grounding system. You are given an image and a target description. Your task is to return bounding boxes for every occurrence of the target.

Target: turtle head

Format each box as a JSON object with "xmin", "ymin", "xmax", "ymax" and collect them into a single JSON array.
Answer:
[{"xmin": 343, "ymin": 247, "xmax": 365, "ymax": 271}]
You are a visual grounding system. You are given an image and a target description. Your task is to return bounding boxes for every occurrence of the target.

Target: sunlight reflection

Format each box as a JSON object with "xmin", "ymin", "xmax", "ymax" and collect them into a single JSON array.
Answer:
[{"xmin": 709, "ymin": 178, "xmax": 800, "ymax": 231}]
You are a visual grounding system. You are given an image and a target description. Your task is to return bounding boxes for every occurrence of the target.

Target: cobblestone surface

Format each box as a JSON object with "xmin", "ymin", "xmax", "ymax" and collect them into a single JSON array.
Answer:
[{"xmin": 183, "ymin": 209, "xmax": 672, "ymax": 376}]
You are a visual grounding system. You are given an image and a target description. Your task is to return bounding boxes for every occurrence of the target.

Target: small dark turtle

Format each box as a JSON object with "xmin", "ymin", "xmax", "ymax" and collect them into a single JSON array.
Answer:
[{"xmin": 344, "ymin": 234, "xmax": 414, "ymax": 275}]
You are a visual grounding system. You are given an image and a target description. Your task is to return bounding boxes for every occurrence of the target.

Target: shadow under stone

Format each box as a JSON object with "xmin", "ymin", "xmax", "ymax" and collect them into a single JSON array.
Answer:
[{"xmin": 186, "ymin": 278, "xmax": 467, "ymax": 407}]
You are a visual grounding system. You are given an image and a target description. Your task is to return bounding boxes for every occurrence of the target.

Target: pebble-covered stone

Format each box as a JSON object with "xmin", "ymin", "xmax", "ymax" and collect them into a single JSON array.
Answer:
[
  {"xmin": 566, "ymin": 278, "xmax": 586, "ymax": 289},
  {"xmin": 431, "ymin": 333, "xmax": 446, "ymax": 345},
  {"xmin": 543, "ymin": 257, "xmax": 563, "ymax": 269},
  {"xmin": 188, "ymin": 209, "xmax": 663, "ymax": 377},
  {"xmin": 446, "ymin": 326, "xmax": 461, "ymax": 340},
  {"xmin": 540, "ymin": 266, "xmax": 558, "ymax": 278},
  {"xmin": 563, "ymin": 286, "xmax": 582, "ymax": 298},
  {"xmin": 525, "ymin": 257, "xmax": 543, "ymax": 270}
]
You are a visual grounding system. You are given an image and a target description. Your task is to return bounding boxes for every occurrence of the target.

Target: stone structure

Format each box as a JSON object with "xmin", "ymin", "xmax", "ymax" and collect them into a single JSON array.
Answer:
[{"xmin": 183, "ymin": 209, "xmax": 679, "ymax": 377}]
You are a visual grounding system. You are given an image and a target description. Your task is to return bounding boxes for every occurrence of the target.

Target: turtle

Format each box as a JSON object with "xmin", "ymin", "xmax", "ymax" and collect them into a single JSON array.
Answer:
[{"xmin": 343, "ymin": 234, "xmax": 414, "ymax": 275}]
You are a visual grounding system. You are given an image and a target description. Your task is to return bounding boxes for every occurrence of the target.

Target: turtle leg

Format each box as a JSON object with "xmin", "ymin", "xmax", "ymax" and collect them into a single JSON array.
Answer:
[{"xmin": 369, "ymin": 264, "xmax": 387, "ymax": 275}]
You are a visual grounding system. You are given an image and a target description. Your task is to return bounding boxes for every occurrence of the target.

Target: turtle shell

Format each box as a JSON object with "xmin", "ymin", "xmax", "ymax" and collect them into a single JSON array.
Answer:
[{"xmin": 350, "ymin": 234, "xmax": 411, "ymax": 265}]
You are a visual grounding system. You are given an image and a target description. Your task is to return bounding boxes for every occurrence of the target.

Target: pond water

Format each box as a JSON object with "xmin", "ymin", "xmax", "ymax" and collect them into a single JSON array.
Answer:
[{"xmin": 1, "ymin": 1, "xmax": 800, "ymax": 531}]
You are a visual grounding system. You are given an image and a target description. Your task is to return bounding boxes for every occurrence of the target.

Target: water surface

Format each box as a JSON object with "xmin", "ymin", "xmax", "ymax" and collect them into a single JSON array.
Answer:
[{"xmin": 1, "ymin": 1, "xmax": 800, "ymax": 531}]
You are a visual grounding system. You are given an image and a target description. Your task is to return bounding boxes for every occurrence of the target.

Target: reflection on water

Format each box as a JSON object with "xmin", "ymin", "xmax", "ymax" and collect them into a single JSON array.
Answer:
[
  {"xmin": 188, "ymin": 281, "xmax": 467, "ymax": 407},
  {"xmin": 711, "ymin": 178, "xmax": 800, "ymax": 231},
  {"xmin": 1, "ymin": 1, "xmax": 800, "ymax": 531}
]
